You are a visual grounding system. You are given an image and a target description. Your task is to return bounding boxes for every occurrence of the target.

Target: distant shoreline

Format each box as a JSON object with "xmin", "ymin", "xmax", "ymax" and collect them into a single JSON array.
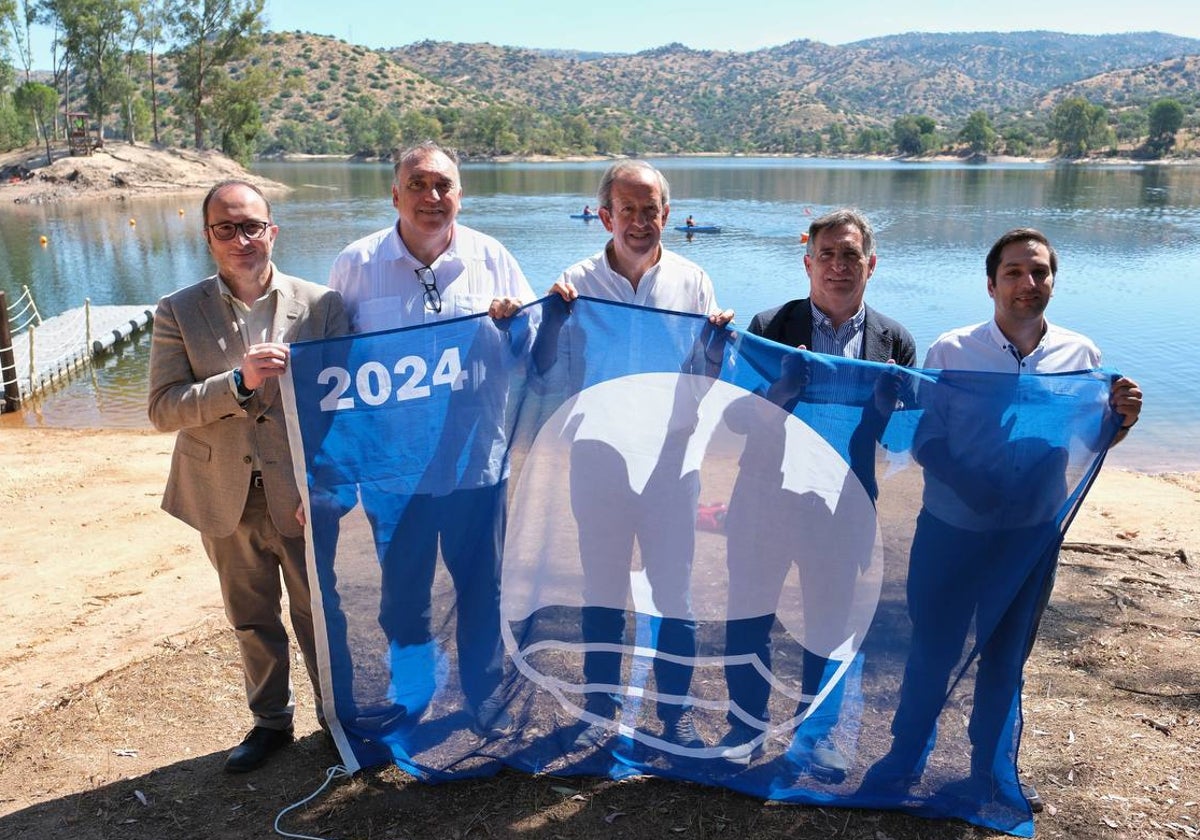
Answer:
[
  {"xmin": 273, "ymin": 150, "xmax": 1197, "ymax": 168},
  {"xmin": 3, "ymin": 142, "xmax": 1195, "ymax": 207}
]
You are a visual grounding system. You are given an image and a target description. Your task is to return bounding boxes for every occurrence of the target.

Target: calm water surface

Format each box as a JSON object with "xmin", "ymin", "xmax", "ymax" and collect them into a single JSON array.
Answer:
[{"xmin": 2, "ymin": 157, "xmax": 1197, "ymax": 472}]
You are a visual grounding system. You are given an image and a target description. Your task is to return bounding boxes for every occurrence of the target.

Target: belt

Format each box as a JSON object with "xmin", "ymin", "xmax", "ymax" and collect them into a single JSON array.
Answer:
[{"xmin": 250, "ymin": 470, "xmax": 264, "ymax": 489}]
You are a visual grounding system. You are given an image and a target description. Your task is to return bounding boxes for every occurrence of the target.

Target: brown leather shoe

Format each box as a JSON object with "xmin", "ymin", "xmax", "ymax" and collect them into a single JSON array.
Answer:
[{"xmin": 224, "ymin": 725, "xmax": 294, "ymax": 773}]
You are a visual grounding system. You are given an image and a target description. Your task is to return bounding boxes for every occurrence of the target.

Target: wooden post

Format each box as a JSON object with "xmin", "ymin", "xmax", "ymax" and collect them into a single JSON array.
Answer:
[
  {"xmin": 27, "ymin": 323, "xmax": 35, "ymax": 396},
  {"xmin": 0, "ymin": 290, "xmax": 21, "ymax": 412}
]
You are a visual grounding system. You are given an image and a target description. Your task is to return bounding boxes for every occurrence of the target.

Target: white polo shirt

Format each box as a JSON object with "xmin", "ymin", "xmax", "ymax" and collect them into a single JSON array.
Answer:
[
  {"xmin": 924, "ymin": 319, "xmax": 1101, "ymax": 374},
  {"xmin": 555, "ymin": 246, "xmax": 719, "ymax": 315},
  {"xmin": 550, "ymin": 245, "xmax": 724, "ymax": 493},
  {"xmin": 918, "ymin": 318, "xmax": 1105, "ymax": 530}
]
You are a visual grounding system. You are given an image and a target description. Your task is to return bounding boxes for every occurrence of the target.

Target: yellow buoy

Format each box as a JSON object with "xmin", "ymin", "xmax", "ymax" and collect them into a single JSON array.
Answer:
[
  {"xmin": 39, "ymin": 235, "xmax": 48, "ymax": 246},
  {"xmin": 178, "ymin": 208, "xmax": 184, "ymax": 215},
  {"xmin": 129, "ymin": 218, "xmax": 136, "ymax": 226}
]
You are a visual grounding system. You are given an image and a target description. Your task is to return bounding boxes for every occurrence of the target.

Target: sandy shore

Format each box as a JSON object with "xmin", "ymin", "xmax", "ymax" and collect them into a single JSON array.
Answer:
[
  {"xmin": 0, "ymin": 143, "xmax": 286, "ymax": 205},
  {"xmin": 0, "ymin": 425, "xmax": 1195, "ymax": 726},
  {"xmin": 0, "ymin": 426, "xmax": 1197, "ymax": 839}
]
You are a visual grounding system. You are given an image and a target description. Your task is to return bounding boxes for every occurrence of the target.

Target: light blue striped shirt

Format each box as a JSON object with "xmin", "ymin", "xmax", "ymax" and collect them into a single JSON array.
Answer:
[{"xmin": 809, "ymin": 301, "xmax": 867, "ymax": 359}]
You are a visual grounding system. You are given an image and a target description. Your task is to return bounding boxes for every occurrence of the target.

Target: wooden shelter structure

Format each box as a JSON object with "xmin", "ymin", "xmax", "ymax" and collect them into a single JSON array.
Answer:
[{"xmin": 67, "ymin": 112, "xmax": 95, "ymax": 156}]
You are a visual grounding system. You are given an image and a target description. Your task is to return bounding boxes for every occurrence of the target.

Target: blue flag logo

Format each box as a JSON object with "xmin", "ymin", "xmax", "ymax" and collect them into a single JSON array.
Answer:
[{"xmin": 281, "ymin": 297, "xmax": 1119, "ymax": 837}]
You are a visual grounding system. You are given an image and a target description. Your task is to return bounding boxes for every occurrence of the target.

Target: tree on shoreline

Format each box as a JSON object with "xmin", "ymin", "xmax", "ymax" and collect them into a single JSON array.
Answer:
[
  {"xmin": 41, "ymin": 0, "xmax": 137, "ymax": 144},
  {"xmin": 135, "ymin": 0, "xmax": 166, "ymax": 144},
  {"xmin": 1144, "ymin": 98, "xmax": 1184, "ymax": 158},
  {"xmin": 959, "ymin": 111, "xmax": 997, "ymax": 156},
  {"xmin": 168, "ymin": 0, "xmax": 262, "ymax": 149},
  {"xmin": 14, "ymin": 79, "xmax": 56, "ymax": 160},
  {"xmin": 894, "ymin": 114, "xmax": 939, "ymax": 156},
  {"xmin": 1050, "ymin": 97, "xmax": 1111, "ymax": 158}
]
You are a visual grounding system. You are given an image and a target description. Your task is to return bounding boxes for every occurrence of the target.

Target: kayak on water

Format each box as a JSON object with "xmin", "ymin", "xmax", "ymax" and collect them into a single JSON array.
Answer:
[
  {"xmin": 676, "ymin": 225, "xmax": 722, "ymax": 233},
  {"xmin": 570, "ymin": 213, "xmax": 602, "ymax": 220}
]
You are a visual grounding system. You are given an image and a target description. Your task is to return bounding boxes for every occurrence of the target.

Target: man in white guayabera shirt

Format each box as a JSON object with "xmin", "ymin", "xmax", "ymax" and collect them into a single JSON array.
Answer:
[
  {"xmin": 326, "ymin": 141, "xmax": 533, "ymax": 740},
  {"xmin": 546, "ymin": 160, "xmax": 734, "ymax": 752}
]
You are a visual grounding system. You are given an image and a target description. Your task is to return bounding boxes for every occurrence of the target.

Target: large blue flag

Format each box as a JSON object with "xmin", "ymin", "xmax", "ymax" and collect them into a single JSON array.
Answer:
[{"xmin": 280, "ymin": 296, "xmax": 1120, "ymax": 837}]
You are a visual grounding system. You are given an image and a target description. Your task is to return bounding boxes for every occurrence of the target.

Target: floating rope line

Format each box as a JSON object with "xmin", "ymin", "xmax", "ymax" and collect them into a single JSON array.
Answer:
[{"xmin": 1, "ymin": 287, "xmax": 152, "ymax": 404}]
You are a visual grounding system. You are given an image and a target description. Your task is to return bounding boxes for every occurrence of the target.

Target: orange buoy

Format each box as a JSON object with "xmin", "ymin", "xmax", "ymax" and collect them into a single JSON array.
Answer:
[
  {"xmin": 39, "ymin": 235, "xmax": 48, "ymax": 246},
  {"xmin": 800, "ymin": 232, "xmax": 809, "ymax": 244}
]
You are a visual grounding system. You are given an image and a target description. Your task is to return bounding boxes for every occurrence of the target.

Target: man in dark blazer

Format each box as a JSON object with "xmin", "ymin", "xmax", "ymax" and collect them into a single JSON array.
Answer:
[
  {"xmin": 748, "ymin": 208, "xmax": 915, "ymax": 366},
  {"xmin": 149, "ymin": 180, "xmax": 348, "ymax": 773},
  {"xmin": 720, "ymin": 208, "xmax": 915, "ymax": 779}
]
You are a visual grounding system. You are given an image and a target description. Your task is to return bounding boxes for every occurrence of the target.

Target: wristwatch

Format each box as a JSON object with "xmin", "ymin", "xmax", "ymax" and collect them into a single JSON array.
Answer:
[{"xmin": 232, "ymin": 368, "xmax": 255, "ymax": 398}]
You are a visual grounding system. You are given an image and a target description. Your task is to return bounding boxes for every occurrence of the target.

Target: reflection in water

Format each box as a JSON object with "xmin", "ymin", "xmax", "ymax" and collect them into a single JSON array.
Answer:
[
  {"xmin": 0, "ymin": 329, "xmax": 153, "ymax": 429},
  {"xmin": 1, "ymin": 158, "xmax": 1198, "ymax": 469}
]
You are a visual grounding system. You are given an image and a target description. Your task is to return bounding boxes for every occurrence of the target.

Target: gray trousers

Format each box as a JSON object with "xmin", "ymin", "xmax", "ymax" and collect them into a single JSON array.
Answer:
[{"xmin": 201, "ymin": 484, "xmax": 320, "ymax": 731}]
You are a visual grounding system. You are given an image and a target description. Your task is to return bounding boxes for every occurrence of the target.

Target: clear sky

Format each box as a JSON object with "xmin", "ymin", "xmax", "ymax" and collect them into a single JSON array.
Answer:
[{"xmin": 20, "ymin": 0, "xmax": 1200, "ymax": 72}]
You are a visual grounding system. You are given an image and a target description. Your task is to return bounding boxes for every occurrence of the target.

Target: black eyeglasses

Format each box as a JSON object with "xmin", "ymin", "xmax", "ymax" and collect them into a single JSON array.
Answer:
[
  {"xmin": 206, "ymin": 220, "xmax": 272, "ymax": 241},
  {"xmin": 416, "ymin": 265, "xmax": 441, "ymax": 313}
]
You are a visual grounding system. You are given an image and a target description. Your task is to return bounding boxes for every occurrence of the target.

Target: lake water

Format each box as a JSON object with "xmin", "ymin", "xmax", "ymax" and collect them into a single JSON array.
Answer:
[{"xmin": 2, "ymin": 157, "xmax": 1197, "ymax": 472}]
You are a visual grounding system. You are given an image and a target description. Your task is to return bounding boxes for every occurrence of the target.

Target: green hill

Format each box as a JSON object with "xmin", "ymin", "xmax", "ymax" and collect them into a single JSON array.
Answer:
[{"xmin": 104, "ymin": 29, "xmax": 1200, "ymax": 158}]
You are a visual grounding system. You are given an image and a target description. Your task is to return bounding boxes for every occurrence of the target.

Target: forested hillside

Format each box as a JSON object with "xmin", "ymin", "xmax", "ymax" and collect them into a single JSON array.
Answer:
[
  {"xmin": 4, "ymin": 14, "xmax": 1198, "ymax": 162},
  {"xmin": 244, "ymin": 29, "xmax": 1200, "ymax": 158}
]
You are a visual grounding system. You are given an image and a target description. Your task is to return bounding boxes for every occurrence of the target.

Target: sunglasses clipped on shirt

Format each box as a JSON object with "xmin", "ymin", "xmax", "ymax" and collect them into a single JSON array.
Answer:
[
  {"xmin": 416, "ymin": 265, "xmax": 442, "ymax": 313},
  {"xmin": 206, "ymin": 220, "xmax": 273, "ymax": 241}
]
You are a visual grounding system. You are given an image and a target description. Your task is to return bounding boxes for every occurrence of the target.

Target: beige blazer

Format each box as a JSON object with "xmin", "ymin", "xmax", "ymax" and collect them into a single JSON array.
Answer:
[{"xmin": 149, "ymin": 268, "xmax": 348, "ymax": 538}]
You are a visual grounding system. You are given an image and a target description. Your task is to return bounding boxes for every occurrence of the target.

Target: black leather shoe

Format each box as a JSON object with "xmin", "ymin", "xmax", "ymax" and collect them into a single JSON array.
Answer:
[
  {"xmin": 224, "ymin": 725, "xmax": 294, "ymax": 773},
  {"xmin": 1021, "ymin": 780, "xmax": 1045, "ymax": 813},
  {"xmin": 469, "ymin": 700, "xmax": 514, "ymax": 739}
]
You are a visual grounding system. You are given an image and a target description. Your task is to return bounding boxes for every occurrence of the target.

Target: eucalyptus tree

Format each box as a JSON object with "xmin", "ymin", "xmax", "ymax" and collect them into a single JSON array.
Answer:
[
  {"xmin": 210, "ymin": 62, "xmax": 270, "ymax": 161},
  {"xmin": 4, "ymin": 0, "xmax": 37, "ymax": 82},
  {"xmin": 39, "ymin": 0, "xmax": 138, "ymax": 142},
  {"xmin": 4, "ymin": 0, "xmax": 58, "ymax": 153},
  {"xmin": 370, "ymin": 109, "xmax": 399, "ymax": 156},
  {"xmin": 0, "ymin": 58, "xmax": 23, "ymax": 151},
  {"xmin": 826, "ymin": 122, "xmax": 848, "ymax": 153},
  {"xmin": 341, "ymin": 102, "xmax": 378, "ymax": 156},
  {"xmin": 14, "ymin": 79, "xmax": 56, "ymax": 159},
  {"xmin": 134, "ymin": 0, "xmax": 166, "ymax": 143},
  {"xmin": 167, "ymin": 0, "xmax": 263, "ymax": 149},
  {"xmin": 398, "ymin": 109, "xmax": 442, "ymax": 148},
  {"xmin": 2, "ymin": 0, "xmax": 31, "ymax": 150},
  {"xmin": 0, "ymin": 0, "xmax": 14, "ymax": 151},
  {"xmin": 0, "ymin": 0, "xmax": 14, "ymax": 58}
]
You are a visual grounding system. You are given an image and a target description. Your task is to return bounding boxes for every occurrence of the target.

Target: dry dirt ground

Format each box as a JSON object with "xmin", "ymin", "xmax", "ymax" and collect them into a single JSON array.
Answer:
[
  {"xmin": 0, "ymin": 430, "xmax": 1197, "ymax": 840},
  {"xmin": 0, "ymin": 142, "xmax": 285, "ymax": 205}
]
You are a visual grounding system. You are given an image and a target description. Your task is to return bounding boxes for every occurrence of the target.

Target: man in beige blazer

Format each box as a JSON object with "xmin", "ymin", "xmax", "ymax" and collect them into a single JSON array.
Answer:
[{"xmin": 149, "ymin": 179, "xmax": 348, "ymax": 773}]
